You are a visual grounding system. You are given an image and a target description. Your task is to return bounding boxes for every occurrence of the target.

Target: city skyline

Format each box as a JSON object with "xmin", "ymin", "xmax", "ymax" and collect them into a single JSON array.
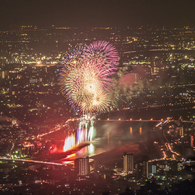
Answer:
[{"xmin": 1, "ymin": 2, "xmax": 195, "ymax": 193}]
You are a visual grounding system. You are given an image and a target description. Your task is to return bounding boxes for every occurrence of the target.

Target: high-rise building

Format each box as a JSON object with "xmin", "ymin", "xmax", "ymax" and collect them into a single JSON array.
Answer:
[
  {"xmin": 93, "ymin": 159, "xmax": 98, "ymax": 172},
  {"xmin": 123, "ymin": 153, "xmax": 134, "ymax": 174},
  {"xmin": 164, "ymin": 164, "xmax": 169, "ymax": 171},
  {"xmin": 75, "ymin": 157, "xmax": 89, "ymax": 176},
  {"xmin": 177, "ymin": 162, "xmax": 181, "ymax": 171},
  {"xmin": 135, "ymin": 163, "xmax": 142, "ymax": 179},
  {"xmin": 179, "ymin": 127, "xmax": 184, "ymax": 137},
  {"xmin": 2, "ymin": 71, "xmax": 5, "ymax": 79},
  {"xmin": 191, "ymin": 135, "xmax": 194, "ymax": 148},
  {"xmin": 152, "ymin": 165, "xmax": 156, "ymax": 174},
  {"xmin": 142, "ymin": 160, "xmax": 148, "ymax": 178}
]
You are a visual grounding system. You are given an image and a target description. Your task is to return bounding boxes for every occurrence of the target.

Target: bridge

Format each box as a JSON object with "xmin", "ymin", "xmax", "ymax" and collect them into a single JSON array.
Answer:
[
  {"xmin": 4, "ymin": 117, "xmax": 193, "ymax": 166},
  {"xmin": 0, "ymin": 156, "xmax": 66, "ymax": 166}
]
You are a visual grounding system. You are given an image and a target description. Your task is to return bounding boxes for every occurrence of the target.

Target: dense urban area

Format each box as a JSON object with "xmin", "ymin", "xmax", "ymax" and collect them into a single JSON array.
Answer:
[{"xmin": 1, "ymin": 25, "xmax": 195, "ymax": 194}]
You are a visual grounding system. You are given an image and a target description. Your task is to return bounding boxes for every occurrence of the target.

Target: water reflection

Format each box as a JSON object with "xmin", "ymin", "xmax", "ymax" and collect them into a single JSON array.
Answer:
[
  {"xmin": 130, "ymin": 127, "xmax": 133, "ymax": 135},
  {"xmin": 139, "ymin": 127, "xmax": 142, "ymax": 135},
  {"xmin": 63, "ymin": 120, "xmax": 158, "ymax": 161}
]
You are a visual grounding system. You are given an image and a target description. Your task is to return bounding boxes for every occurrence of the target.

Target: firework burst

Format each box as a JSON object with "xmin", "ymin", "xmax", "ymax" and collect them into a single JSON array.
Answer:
[
  {"xmin": 59, "ymin": 41, "xmax": 119, "ymax": 114},
  {"xmin": 84, "ymin": 41, "xmax": 119, "ymax": 72}
]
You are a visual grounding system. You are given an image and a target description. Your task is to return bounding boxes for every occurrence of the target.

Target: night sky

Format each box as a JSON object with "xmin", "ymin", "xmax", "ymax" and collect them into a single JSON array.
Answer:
[{"xmin": 0, "ymin": 0, "xmax": 195, "ymax": 29}]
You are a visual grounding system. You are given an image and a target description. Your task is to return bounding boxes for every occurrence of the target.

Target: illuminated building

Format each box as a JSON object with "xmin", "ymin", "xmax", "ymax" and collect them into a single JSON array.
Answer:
[
  {"xmin": 142, "ymin": 160, "xmax": 148, "ymax": 178},
  {"xmin": 151, "ymin": 61, "xmax": 159, "ymax": 75},
  {"xmin": 75, "ymin": 157, "xmax": 89, "ymax": 176},
  {"xmin": 177, "ymin": 162, "xmax": 181, "ymax": 171},
  {"xmin": 164, "ymin": 164, "xmax": 169, "ymax": 171},
  {"xmin": 2, "ymin": 71, "xmax": 5, "ymax": 79},
  {"xmin": 152, "ymin": 165, "xmax": 156, "ymax": 174},
  {"xmin": 191, "ymin": 135, "xmax": 194, "ymax": 148},
  {"xmin": 123, "ymin": 153, "xmax": 134, "ymax": 174},
  {"xmin": 135, "ymin": 160, "xmax": 149, "ymax": 179},
  {"xmin": 93, "ymin": 159, "xmax": 99, "ymax": 172},
  {"xmin": 179, "ymin": 127, "xmax": 184, "ymax": 137}
]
